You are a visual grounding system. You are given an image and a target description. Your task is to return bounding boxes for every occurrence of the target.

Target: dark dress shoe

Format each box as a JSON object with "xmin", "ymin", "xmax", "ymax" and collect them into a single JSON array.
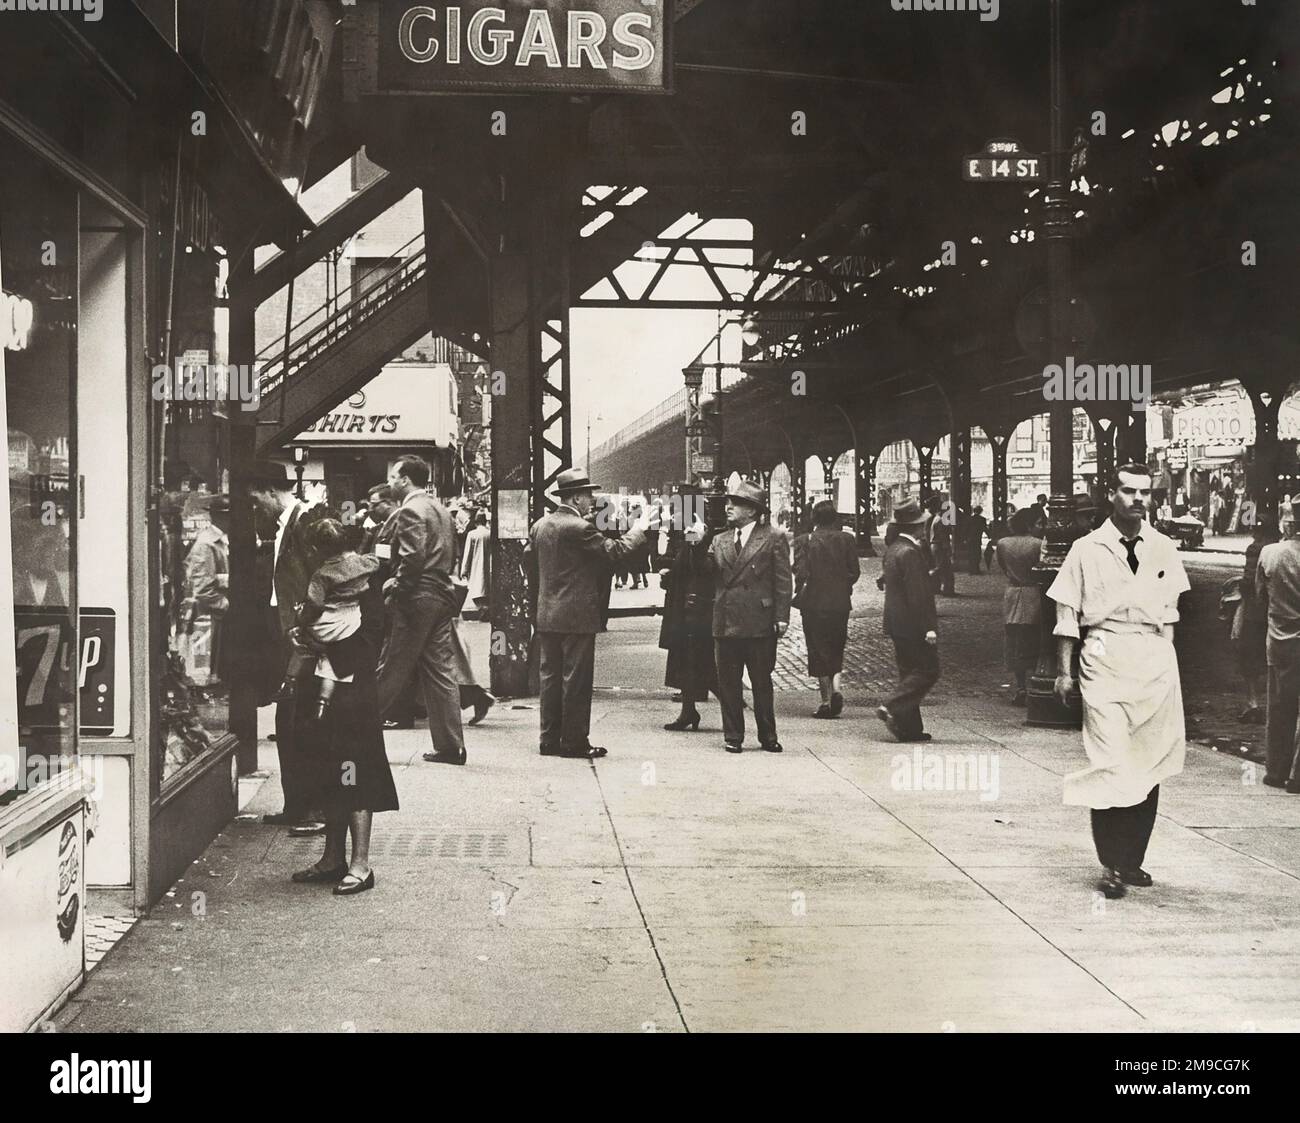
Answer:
[
  {"xmin": 724, "ymin": 742, "xmax": 743, "ymax": 754},
  {"xmin": 897, "ymin": 732, "xmax": 933, "ymax": 743},
  {"xmin": 539, "ymin": 744, "xmax": 563, "ymax": 756},
  {"xmin": 1097, "ymin": 868, "xmax": 1127, "ymax": 899},
  {"xmin": 288, "ymin": 821, "xmax": 326, "ymax": 836},
  {"xmin": 467, "ymin": 694, "xmax": 495, "ymax": 726},
  {"xmin": 664, "ymin": 713, "xmax": 701, "ymax": 731},
  {"xmin": 762, "ymin": 742, "xmax": 784, "ymax": 753},
  {"xmin": 1287, "ymin": 779, "xmax": 1300, "ymax": 794},
  {"xmin": 332, "ymin": 869, "xmax": 375, "ymax": 896},
  {"xmin": 291, "ymin": 864, "xmax": 347, "ymax": 884},
  {"xmin": 553, "ymin": 744, "xmax": 607, "ymax": 759},
  {"xmin": 423, "ymin": 751, "xmax": 467, "ymax": 766},
  {"xmin": 1119, "ymin": 868, "xmax": 1154, "ymax": 887},
  {"xmin": 875, "ymin": 705, "xmax": 898, "ymax": 738},
  {"xmin": 813, "ymin": 704, "xmax": 834, "ymax": 719},
  {"xmin": 830, "ymin": 692, "xmax": 844, "ymax": 717},
  {"xmin": 1263, "ymin": 776, "xmax": 1288, "ymax": 789}
]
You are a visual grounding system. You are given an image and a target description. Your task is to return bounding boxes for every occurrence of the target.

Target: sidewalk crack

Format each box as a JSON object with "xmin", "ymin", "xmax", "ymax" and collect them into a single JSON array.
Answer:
[{"xmin": 591, "ymin": 765, "xmax": 690, "ymax": 1033}]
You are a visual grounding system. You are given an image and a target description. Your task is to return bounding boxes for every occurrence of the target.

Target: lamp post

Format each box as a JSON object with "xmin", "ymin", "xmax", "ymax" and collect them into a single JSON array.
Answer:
[
  {"xmin": 292, "ymin": 445, "xmax": 308, "ymax": 501},
  {"xmin": 1026, "ymin": 0, "xmax": 1084, "ymax": 728}
]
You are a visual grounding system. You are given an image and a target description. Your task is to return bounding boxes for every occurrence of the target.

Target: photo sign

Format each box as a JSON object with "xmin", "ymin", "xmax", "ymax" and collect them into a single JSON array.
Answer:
[{"xmin": 370, "ymin": 0, "xmax": 671, "ymax": 94}]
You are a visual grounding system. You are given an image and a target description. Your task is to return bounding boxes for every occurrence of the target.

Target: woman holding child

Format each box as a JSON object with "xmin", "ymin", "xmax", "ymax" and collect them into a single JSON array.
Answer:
[{"xmin": 285, "ymin": 514, "xmax": 399, "ymax": 897}]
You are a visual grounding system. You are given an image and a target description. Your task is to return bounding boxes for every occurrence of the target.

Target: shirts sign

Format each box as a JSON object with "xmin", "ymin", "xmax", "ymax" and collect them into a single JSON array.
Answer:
[{"xmin": 367, "ymin": 0, "xmax": 671, "ymax": 94}]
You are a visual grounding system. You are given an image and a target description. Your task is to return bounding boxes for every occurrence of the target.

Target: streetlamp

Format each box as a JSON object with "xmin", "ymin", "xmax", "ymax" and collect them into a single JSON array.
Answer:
[
  {"xmin": 1026, "ymin": 0, "xmax": 1084, "ymax": 728},
  {"xmin": 292, "ymin": 445, "xmax": 308, "ymax": 501}
]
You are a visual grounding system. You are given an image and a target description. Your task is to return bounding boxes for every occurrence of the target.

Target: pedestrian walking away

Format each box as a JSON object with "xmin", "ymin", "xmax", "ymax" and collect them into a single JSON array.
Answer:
[
  {"xmin": 1256, "ymin": 502, "xmax": 1300, "ymax": 793},
  {"xmin": 528, "ymin": 468, "xmax": 656, "ymax": 759},
  {"xmin": 996, "ymin": 507, "xmax": 1043, "ymax": 706},
  {"xmin": 1229, "ymin": 516, "xmax": 1276, "ymax": 725},
  {"xmin": 705, "ymin": 480, "xmax": 792, "ymax": 754},
  {"xmin": 794, "ymin": 498, "xmax": 860, "ymax": 718},
  {"xmin": 375, "ymin": 455, "xmax": 468, "ymax": 766},
  {"xmin": 1048, "ymin": 464, "xmax": 1191, "ymax": 900},
  {"xmin": 878, "ymin": 498, "xmax": 940, "ymax": 743}
]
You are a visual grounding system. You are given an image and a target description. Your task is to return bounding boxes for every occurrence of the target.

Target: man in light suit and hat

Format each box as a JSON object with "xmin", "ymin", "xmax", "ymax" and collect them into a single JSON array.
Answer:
[
  {"xmin": 704, "ymin": 480, "xmax": 792, "ymax": 753},
  {"xmin": 528, "ymin": 468, "xmax": 657, "ymax": 759},
  {"xmin": 878, "ymin": 497, "xmax": 940, "ymax": 742}
]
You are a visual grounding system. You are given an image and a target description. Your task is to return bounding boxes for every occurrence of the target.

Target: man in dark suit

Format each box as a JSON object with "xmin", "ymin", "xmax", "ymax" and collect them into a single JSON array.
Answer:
[
  {"xmin": 925, "ymin": 493, "xmax": 956, "ymax": 596},
  {"xmin": 375, "ymin": 455, "xmax": 466, "ymax": 765},
  {"xmin": 246, "ymin": 462, "xmax": 328, "ymax": 834},
  {"xmin": 528, "ymin": 468, "xmax": 653, "ymax": 759},
  {"xmin": 878, "ymin": 498, "xmax": 940, "ymax": 743},
  {"xmin": 706, "ymin": 480, "xmax": 792, "ymax": 754}
]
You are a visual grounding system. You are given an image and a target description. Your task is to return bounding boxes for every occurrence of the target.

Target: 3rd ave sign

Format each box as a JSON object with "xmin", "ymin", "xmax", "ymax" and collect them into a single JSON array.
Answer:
[
  {"xmin": 962, "ymin": 138, "xmax": 1044, "ymax": 182},
  {"xmin": 364, "ymin": 0, "xmax": 671, "ymax": 94}
]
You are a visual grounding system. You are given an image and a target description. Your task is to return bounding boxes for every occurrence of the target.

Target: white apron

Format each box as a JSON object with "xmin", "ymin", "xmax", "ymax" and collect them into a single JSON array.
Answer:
[{"xmin": 1065, "ymin": 626, "xmax": 1185, "ymax": 808}]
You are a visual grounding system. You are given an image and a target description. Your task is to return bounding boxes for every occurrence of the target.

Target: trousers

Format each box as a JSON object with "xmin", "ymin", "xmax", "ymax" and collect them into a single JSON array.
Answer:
[
  {"xmin": 885, "ymin": 635, "xmax": 941, "ymax": 739},
  {"xmin": 377, "ymin": 595, "xmax": 465, "ymax": 756},
  {"xmin": 1265, "ymin": 636, "xmax": 1300, "ymax": 784},
  {"xmin": 1090, "ymin": 785, "xmax": 1160, "ymax": 870},
  {"xmin": 715, "ymin": 635, "xmax": 778, "ymax": 747},
  {"xmin": 538, "ymin": 632, "xmax": 597, "ymax": 749}
]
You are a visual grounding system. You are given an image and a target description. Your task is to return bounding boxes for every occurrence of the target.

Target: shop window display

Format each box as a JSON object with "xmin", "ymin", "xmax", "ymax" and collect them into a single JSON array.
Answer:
[
  {"xmin": 155, "ymin": 246, "xmax": 232, "ymax": 783},
  {"xmin": 1, "ymin": 136, "xmax": 78, "ymax": 805}
]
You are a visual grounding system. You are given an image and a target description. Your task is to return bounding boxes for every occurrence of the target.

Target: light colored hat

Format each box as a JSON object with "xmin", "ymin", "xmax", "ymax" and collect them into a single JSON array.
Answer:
[
  {"xmin": 892, "ymin": 498, "xmax": 928, "ymax": 526},
  {"xmin": 726, "ymin": 480, "xmax": 767, "ymax": 509},
  {"xmin": 553, "ymin": 468, "xmax": 599, "ymax": 494}
]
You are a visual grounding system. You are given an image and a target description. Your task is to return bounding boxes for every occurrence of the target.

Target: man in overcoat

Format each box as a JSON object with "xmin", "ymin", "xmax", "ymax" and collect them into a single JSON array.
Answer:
[
  {"xmin": 705, "ymin": 480, "xmax": 792, "ymax": 753},
  {"xmin": 528, "ymin": 469, "xmax": 654, "ymax": 759}
]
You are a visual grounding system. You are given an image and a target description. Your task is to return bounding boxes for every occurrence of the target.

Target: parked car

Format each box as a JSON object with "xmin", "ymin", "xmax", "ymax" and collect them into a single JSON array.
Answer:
[{"xmin": 1156, "ymin": 513, "xmax": 1205, "ymax": 550}]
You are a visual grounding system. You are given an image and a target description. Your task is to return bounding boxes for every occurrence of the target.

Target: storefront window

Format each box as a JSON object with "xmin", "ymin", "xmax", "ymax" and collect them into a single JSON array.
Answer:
[
  {"xmin": 155, "ymin": 244, "xmax": 231, "ymax": 784},
  {"xmin": 1, "ymin": 132, "xmax": 79, "ymax": 805}
]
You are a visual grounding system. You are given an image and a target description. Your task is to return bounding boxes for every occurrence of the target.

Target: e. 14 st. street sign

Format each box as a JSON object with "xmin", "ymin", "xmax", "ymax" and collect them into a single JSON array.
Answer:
[{"xmin": 962, "ymin": 138, "xmax": 1044, "ymax": 182}]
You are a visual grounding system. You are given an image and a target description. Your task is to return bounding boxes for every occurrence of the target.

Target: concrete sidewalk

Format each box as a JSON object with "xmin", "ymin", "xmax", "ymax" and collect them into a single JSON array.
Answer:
[{"xmin": 56, "ymin": 618, "xmax": 1300, "ymax": 1031}]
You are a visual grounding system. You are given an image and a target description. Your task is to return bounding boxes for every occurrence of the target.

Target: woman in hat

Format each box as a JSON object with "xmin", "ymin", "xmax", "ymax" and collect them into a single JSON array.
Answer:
[
  {"xmin": 658, "ymin": 513, "xmax": 718, "ymax": 731},
  {"xmin": 794, "ymin": 499, "xmax": 861, "ymax": 717}
]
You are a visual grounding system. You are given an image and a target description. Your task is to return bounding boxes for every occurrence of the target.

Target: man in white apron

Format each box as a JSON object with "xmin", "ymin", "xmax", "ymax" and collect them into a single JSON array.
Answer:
[{"xmin": 1049, "ymin": 464, "xmax": 1190, "ymax": 900}]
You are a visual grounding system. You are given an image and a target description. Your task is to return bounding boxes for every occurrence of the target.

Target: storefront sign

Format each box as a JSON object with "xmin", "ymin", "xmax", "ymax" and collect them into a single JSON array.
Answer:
[
  {"xmin": 1173, "ymin": 401, "xmax": 1252, "ymax": 443},
  {"xmin": 295, "ymin": 364, "xmax": 456, "ymax": 445},
  {"xmin": 13, "ymin": 607, "xmax": 116, "ymax": 736},
  {"xmin": 370, "ymin": 0, "xmax": 671, "ymax": 94},
  {"xmin": 2, "ymin": 289, "xmax": 34, "ymax": 351}
]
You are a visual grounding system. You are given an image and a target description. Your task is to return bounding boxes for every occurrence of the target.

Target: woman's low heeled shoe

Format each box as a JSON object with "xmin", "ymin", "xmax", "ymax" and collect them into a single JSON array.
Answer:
[
  {"xmin": 333, "ymin": 870, "xmax": 375, "ymax": 896},
  {"xmin": 664, "ymin": 714, "xmax": 701, "ymax": 731},
  {"xmin": 291, "ymin": 864, "xmax": 347, "ymax": 884}
]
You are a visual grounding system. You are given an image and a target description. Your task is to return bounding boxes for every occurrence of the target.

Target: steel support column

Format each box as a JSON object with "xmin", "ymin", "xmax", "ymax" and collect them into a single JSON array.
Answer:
[
  {"xmin": 915, "ymin": 443, "xmax": 934, "ymax": 497},
  {"xmin": 1246, "ymin": 384, "xmax": 1284, "ymax": 524},
  {"xmin": 856, "ymin": 449, "xmax": 878, "ymax": 555},
  {"xmin": 488, "ymin": 253, "xmax": 534, "ymax": 698},
  {"xmin": 819, "ymin": 453, "xmax": 837, "ymax": 501},
  {"xmin": 1115, "ymin": 410, "xmax": 1148, "ymax": 468},
  {"xmin": 988, "ymin": 430, "xmax": 1010, "ymax": 525},
  {"xmin": 949, "ymin": 425, "xmax": 973, "ymax": 570},
  {"xmin": 1091, "ymin": 412, "xmax": 1117, "ymax": 497}
]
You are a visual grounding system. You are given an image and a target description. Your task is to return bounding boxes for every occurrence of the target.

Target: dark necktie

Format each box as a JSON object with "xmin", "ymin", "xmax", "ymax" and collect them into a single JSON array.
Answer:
[
  {"xmin": 735, "ymin": 529, "xmax": 743, "ymax": 552},
  {"xmin": 1121, "ymin": 536, "xmax": 1140, "ymax": 574}
]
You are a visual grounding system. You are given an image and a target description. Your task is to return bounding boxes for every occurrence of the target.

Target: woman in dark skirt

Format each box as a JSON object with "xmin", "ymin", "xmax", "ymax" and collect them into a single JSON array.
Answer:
[
  {"xmin": 795, "ymin": 499, "xmax": 861, "ymax": 717},
  {"xmin": 659, "ymin": 519, "xmax": 718, "ymax": 731},
  {"xmin": 288, "ymin": 580, "xmax": 399, "ymax": 896}
]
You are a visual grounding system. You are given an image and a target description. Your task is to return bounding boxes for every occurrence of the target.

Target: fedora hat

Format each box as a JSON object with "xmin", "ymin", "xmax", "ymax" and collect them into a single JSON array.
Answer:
[
  {"xmin": 726, "ymin": 480, "xmax": 767, "ymax": 509},
  {"xmin": 892, "ymin": 498, "xmax": 928, "ymax": 526},
  {"xmin": 553, "ymin": 467, "xmax": 599, "ymax": 494},
  {"xmin": 197, "ymin": 492, "xmax": 231, "ymax": 514}
]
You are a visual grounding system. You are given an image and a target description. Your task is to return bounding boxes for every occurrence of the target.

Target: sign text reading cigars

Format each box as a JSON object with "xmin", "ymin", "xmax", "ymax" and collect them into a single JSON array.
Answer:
[{"xmin": 377, "ymin": 0, "xmax": 670, "ymax": 93}]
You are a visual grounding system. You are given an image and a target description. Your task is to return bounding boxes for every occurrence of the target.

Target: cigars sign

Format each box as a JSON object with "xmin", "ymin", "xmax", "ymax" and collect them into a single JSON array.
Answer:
[{"xmin": 349, "ymin": 0, "xmax": 671, "ymax": 94}]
